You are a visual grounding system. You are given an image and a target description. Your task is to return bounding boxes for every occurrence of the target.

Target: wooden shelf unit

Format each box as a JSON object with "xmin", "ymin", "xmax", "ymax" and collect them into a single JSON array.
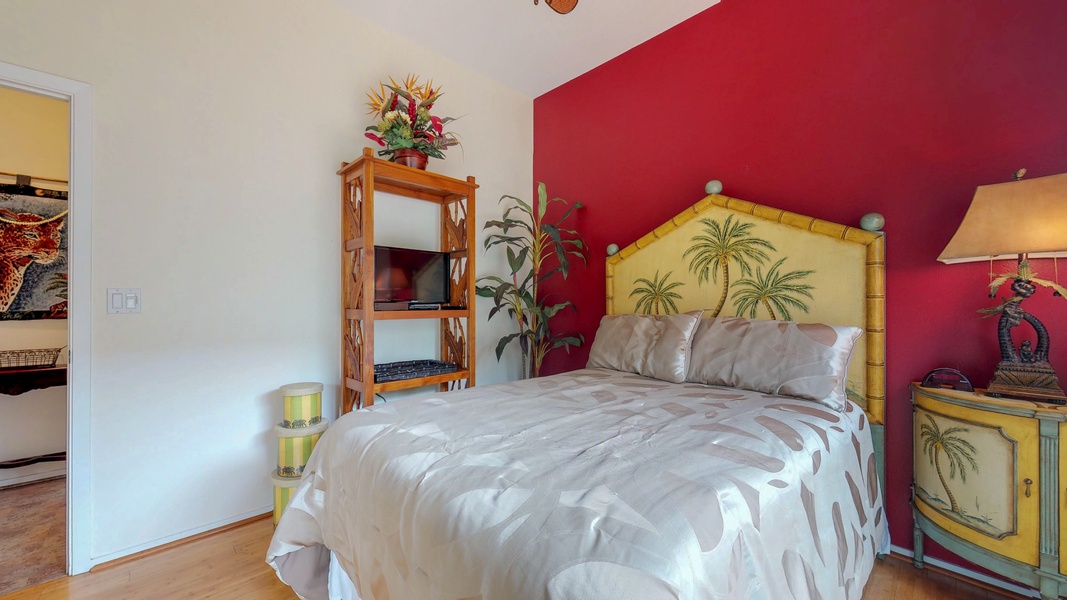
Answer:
[{"xmin": 339, "ymin": 148, "xmax": 477, "ymax": 413}]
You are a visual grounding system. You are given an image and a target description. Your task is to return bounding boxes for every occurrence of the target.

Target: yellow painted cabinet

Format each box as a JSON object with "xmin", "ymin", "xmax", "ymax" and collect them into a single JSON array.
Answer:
[
  {"xmin": 912, "ymin": 384, "xmax": 1067, "ymax": 599},
  {"xmin": 913, "ymin": 387, "xmax": 1040, "ymax": 564},
  {"xmin": 1061, "ymin": 421, "xmax": 1067, "ymax": 576}
]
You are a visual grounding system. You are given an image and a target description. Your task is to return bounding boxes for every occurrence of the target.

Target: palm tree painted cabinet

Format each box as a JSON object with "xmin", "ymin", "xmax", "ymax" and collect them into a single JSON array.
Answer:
[{"xmin": 912, "ymin": 383, "xmax": 1067, "ymax": 599}]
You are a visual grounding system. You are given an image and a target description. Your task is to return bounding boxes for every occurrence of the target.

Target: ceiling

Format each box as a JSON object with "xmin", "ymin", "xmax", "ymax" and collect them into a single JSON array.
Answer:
[{"xmin": 337, "ymin": 0, "xmax": 720, "ymax": 97}]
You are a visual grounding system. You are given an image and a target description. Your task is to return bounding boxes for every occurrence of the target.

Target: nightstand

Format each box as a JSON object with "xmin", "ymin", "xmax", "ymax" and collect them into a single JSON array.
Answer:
[{"xmin": 911, "ymin": 382, "xmax": 1067, "ymax": 599}]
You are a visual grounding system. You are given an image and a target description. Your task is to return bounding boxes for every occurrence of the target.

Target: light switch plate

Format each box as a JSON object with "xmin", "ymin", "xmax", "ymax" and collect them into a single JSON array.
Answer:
[{"xmin": 107, "ymin": 288, "xmax": 141, "ymax": 314}]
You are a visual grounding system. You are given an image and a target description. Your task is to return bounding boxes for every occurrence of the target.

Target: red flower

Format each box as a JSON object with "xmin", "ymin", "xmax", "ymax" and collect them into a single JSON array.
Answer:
[
  {"xmin": 430, "ymin": 116, "xmax": 444, "ymax": 135},
  {"xmin": 365, "ymin": 132, "xmax": 385, "ymax": 146},
  {"xmin": 407, "ymin": 98, "xmax": 417, "ymax": 123}
]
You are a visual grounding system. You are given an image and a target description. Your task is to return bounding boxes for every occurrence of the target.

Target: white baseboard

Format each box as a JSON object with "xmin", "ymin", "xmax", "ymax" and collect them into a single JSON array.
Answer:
[
  {"xmin": 0, "ymin": 462, "xmax": 67, "ymax": 489},
  {"xmin": 890, "ymin": 544, "xmax": 1039, "ymax": 598},
  {"xmin": 88, "ymin": 505, "xmax": 274, "ymax": 568}
]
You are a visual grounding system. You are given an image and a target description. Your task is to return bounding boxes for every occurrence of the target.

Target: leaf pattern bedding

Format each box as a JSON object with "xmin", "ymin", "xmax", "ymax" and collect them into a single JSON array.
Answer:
[{"xmin": 267, "ymin": 368, "xmax": 888, "ymax": 600}]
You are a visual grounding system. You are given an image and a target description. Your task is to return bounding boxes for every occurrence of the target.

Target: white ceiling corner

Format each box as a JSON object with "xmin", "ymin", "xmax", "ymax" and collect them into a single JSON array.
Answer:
[{"xmin": 336, "ymin": 0, "xmax": 719, "ymax": 97}]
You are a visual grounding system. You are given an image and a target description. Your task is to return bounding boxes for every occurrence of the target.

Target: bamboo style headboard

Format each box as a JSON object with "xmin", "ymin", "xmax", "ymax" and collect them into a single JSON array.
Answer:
[{"xmin": 605, "ymin": 192, "xmax": 886, "ymax": 480}]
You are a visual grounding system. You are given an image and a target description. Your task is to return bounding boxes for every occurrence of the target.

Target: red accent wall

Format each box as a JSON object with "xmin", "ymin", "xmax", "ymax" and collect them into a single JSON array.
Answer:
[{"xmin": 533, "ymin": 0, "xmax": 1067, "ymax": 566}]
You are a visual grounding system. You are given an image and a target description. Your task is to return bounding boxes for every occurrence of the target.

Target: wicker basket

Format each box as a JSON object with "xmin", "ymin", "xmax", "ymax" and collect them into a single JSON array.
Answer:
[{"xmin": 0, "ymin": 347, "xmax": 64, "ymax": 370}]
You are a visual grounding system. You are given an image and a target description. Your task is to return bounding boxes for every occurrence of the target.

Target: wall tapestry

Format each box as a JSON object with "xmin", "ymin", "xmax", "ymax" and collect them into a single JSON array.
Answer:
[{"xmin": 0, "ymin": 186, "xmax": 68, "ymax": 320}]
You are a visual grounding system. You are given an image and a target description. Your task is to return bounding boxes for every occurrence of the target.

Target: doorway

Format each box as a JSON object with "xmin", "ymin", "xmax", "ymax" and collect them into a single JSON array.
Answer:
[
  {"xmin": 0, "ymin": 60, "xmax": 93, "ymax": 580},
  {"xmin": 0, "ymin": 85, "xmax": 69, "ymax": 593}
]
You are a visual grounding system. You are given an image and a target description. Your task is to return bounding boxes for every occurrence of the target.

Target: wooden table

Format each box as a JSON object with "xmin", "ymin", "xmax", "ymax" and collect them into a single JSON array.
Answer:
[
  {"xmin": 0, "ymin": 365, "xmax": 67, "ymax": 470},
  {"xmin": 0, "ymin": 364, "xmax": 66, "ymax": 396}
]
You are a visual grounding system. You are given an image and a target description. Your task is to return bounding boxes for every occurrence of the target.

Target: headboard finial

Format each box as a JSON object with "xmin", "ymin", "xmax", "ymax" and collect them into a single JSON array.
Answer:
[
  {"xmin": 860, "ymin": 213, "xmax": 885, "ymax": 232},
  {"xmin": 704, "ymin": 180, "xmax": 723, "ymax": 195}
]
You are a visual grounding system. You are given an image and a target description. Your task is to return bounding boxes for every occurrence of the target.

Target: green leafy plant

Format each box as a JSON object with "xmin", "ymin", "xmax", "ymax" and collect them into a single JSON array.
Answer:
[{"xmin": 476, "ymin": 183, "xmax": 587, "ymax": 378}]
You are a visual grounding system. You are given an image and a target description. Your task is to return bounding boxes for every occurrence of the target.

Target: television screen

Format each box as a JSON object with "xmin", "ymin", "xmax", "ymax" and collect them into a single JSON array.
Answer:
[{"xmin": 374, "ymin": 246, "xmax": 450, "ymax": 305}]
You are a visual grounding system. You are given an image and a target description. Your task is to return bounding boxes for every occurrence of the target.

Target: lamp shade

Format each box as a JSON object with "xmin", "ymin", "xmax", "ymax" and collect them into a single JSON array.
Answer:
[{"xmin": 938, "ymin": 172, "xmax": 1067, "ymax": 264}]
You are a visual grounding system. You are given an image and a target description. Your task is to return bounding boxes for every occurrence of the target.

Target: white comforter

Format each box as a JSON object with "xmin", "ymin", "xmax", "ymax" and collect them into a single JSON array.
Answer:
[{"xmin": 268, "ymin": 368, "xmax": 887, "ymax": 600}]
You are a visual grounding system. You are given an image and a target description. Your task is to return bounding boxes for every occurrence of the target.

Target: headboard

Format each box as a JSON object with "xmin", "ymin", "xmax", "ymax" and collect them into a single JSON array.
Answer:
[{"xmin": 605, "ymin": 191, "xmax": 886, "ymax": 481}]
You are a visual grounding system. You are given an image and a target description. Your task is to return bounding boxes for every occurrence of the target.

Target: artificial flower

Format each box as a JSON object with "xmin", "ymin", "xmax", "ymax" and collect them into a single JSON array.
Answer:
[{"xmin": 364, "ymin": 74, "xmax": 458, "ymax": 160}]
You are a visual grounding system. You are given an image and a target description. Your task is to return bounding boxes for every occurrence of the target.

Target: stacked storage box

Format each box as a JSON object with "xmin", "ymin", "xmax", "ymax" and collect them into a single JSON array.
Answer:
[{"xmin": 272, "ymin": 382, "xmax": 327, "ymax": 525}]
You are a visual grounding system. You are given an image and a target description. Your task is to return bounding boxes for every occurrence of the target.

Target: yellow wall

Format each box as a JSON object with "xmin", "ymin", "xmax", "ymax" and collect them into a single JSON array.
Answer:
[
  {"xmin": 0, "ymin": 86, "xmax": 69, "ymax": 487},
  {"xmin": 0, "ymin": 86, "xmax": 69, "ymax": 181}
]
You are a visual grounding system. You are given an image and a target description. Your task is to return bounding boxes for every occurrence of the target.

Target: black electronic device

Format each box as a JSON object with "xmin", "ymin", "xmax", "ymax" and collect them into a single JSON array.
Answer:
[
  {"xmin": 373, "ymin": 246, "xmax": 450, "ymax": 308},
  {"xmin": 374, "ymin": 359, "xmax": 459, "ymax": 383},
  {"xmin": 920, "ymin": 368, "xmax": 974, "ymax": 392}
]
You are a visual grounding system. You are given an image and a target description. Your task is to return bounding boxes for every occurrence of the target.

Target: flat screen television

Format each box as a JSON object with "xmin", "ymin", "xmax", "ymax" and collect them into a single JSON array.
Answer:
[{"xmin": 374, "ymin": 246, "xmax": 450, "ymax": 308}]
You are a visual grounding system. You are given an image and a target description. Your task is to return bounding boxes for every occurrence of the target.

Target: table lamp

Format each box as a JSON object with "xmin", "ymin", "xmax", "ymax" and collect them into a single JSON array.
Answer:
[{"xmin": 938, "ymin": 171, "xmax": 1067, "ymax": 404}]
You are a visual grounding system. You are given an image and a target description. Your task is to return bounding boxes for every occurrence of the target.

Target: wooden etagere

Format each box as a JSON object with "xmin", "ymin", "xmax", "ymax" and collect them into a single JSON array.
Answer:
[{"xmin": 339, "ymin": 148, "xmax": 477, "ymax": 413}]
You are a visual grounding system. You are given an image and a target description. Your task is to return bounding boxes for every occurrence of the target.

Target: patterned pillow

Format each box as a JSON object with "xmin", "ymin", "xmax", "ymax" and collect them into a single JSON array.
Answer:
[
  {"xmin": 586, "ymin": 312, "xmax": 703, "ymax": 384},
  {"xmin": 685, "ymin": 316, "xmax": 863, "ymax": 411}
]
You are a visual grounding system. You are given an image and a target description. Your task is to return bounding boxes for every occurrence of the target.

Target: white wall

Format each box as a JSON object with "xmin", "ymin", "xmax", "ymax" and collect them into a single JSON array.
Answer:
[
  {"xmin": 0, "ymin": 0, "xmax": 530, "ymax": 564},
  {"xmin": 0, "ymin": 86, "xmax": 69, "ymax": 487}
]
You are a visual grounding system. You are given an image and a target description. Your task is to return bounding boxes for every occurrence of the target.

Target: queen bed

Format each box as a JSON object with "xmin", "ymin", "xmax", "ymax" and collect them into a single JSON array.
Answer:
[{"xmin": 267, "ymin": 189, "xmax": 889, "ymax": 600}]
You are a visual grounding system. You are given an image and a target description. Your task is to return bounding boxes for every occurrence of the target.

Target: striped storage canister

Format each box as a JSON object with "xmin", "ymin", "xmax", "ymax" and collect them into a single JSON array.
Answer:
[
  {"xmin": 279, "ymin": 382, "xmax": 323, "ymax": 428},
  {"xmin": 271, "ymin": 469, "xmax": 302, "ymax": 526},
  {"xmin": 275, "ymin": 420, "xmax": 328, "ymax": 477}
]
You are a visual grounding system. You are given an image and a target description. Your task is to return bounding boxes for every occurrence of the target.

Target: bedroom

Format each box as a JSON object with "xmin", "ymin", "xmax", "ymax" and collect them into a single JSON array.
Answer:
[{"xmin": 0, "ymin": 0, "xmax": 1065, "ymax": 598}]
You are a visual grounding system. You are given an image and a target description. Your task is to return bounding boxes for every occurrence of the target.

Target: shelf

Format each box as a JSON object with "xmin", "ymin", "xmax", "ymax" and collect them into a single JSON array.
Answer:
[
  {"xmin": 344, "ymin": 308, "xmax": 471, "ymax": 320},
  {"xmin": 375, "ymin": 309, "xmax": 470, "ymax": 320},
  {"xmin": 0, "ymin": 451, "xmax": 65, "ymax": 470},
  {"xmin": 340, "ymin": 148, "xmax": 477, "ymax": 413},
  {"xmin": 345, "ymin": 369, "xmax": 471, "ymax": 393},
  {"xmin": 0, "ymin": 365, "xmax": 67, "ymax": 396},
  {"xmin": 338, "ymin": 149, "xmax": 475, "ymax": 203}
]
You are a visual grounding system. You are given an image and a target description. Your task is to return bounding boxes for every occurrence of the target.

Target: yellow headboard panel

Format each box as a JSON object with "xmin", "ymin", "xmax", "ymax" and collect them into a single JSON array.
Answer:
[{"xmin": 606, "ymin": 193, "xmax": 886, "ymax": 425}]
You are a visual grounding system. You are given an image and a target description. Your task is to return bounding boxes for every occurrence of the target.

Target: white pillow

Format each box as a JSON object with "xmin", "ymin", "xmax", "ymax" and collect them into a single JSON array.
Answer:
[
  {"xmin": 685, "ymin": 316, "xmax": 863, "ymax": 411},
  {"xmin": 586, "ymin": 312, "xmax": 702, "ymax": 384}
]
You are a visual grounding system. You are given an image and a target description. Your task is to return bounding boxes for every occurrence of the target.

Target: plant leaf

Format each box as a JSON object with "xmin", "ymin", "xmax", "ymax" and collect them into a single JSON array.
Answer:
[
  {"xmin": 495, "ymin": 333, "xmax": 521, "ymax": 360},
  {"xmin": 537, "ymin": 182, "xmax": 548, "ymax": 220}
]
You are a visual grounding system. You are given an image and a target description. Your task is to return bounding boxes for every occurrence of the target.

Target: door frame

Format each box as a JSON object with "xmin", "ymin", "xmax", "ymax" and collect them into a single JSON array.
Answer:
[{"xmin": 0, "ymin": 60, "xmax": 93, "ymax": 575}]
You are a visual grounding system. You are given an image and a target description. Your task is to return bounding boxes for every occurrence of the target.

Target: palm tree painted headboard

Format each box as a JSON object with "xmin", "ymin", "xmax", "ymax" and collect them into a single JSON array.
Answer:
[{"xmin": 605, "ymin": 192, "xmax": 886, "ymax": 484}]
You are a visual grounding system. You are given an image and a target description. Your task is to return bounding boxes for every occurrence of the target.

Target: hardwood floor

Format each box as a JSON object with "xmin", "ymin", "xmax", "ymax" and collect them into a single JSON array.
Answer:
[
  {"xmin": 0, "ymin": 516, "xmax": 293, "ymax": 600},
  {"xmin": 0, "ymin": 515, "xmax": 1030, "ymax": 600},
  {"xmin": 0, "ymin": 478, "xmax": 66, "ymax": 595},
  {"xmin": 865, "ymin": 555, "xmax": 1027, "ymax": 600}
]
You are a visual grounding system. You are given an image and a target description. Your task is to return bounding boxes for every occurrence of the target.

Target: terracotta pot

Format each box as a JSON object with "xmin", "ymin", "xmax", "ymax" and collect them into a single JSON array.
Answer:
[{"xmin": 393, "ymin": 148, "xmax": 428, "ymax": 170}]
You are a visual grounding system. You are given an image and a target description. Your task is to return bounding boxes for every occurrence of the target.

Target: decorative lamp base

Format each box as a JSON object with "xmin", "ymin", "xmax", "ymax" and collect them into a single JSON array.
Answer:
[{"xmin": 987, "ymin": 360, "xmax": 1067, "ymax": 404}]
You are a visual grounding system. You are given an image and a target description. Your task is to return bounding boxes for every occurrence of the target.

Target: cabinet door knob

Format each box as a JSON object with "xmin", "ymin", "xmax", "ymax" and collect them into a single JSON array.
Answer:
[{"xmin": 1024, "ymin": 478, "xmax": 1033, "ymax": 498}]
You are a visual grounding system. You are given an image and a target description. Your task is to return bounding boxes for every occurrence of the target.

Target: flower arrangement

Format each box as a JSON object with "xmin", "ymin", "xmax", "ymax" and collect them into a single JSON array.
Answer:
[{"xmin": 364, "ymin": 74, "xmax": 458, "ymax": 161}]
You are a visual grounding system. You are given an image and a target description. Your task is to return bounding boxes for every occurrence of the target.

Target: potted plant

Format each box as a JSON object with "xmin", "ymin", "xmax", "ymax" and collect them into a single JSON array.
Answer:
[
  {"xmin": 364, "ymin": 74, "xmax": 458, "ymax": 169},
  {"xmin": 476, "ymin": 183, "xmax": 587, "ymax": 379}
]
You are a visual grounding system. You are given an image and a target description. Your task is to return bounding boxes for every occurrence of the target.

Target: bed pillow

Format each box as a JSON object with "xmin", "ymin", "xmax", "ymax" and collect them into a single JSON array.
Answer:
[
  {"xmin": 686, "ymin": 316, "xmax": 863, "ymax": 411},
  {"xmin": 586, "ymin": 311, "xmax": 702, "ymax": 383}
]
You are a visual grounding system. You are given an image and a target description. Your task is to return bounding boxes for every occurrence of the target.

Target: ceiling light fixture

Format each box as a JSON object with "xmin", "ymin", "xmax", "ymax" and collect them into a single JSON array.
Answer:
[{"xmin": 534, "ymin": 0, "xmax": 578, "ymax": 15}]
